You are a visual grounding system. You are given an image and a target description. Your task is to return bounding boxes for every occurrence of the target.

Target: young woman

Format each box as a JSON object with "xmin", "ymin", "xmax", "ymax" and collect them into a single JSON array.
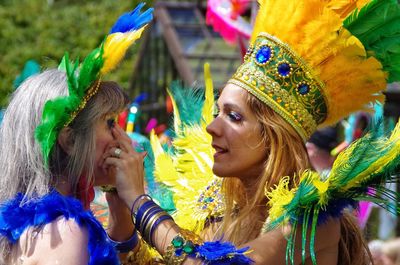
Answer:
[{"xmin": 106, "ymin": 0, "xmax": 400, "ymax": 264}]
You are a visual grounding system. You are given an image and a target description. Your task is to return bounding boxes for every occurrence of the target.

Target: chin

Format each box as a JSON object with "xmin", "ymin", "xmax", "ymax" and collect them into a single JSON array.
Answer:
[{"xmin": 212, "ymin": 165, "xmax": 235, "ymax": 178}]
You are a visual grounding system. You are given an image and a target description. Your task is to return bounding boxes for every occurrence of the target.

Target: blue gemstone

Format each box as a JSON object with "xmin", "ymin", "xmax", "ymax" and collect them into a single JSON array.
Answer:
[
  {"xmin": 278, "ymin": 63, "xmax": 291, "ymax": 76},
  {"xmin": 255, "ymin": 46, "xmax": 271, "ymax": 64},
  {"xmin": 204, "ymin": 197, "xmax": 214, "ymax": 203},
  {"xmin": 298, "ymin": 84, "xmax": 310, "ymax": 95}
]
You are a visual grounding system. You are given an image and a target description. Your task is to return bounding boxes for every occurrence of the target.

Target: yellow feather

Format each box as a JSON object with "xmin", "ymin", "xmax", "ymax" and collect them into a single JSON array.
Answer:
[
  {"xmin": 150, "ymin": 131, "xmax": 179, "ymax": 187},
  {"xmin": 150, "ymin": 70, "xmax": 221, "ymax": 232},
  {"xmin": 342, "ymin": 121, "xmax": 400, "ymax": 190},
  {"xmin": 266, "ymin": 176, "xmax": 294, "ymax": 223},
  {"xmin": 328, "ymin": 0, "xmax": 370, "ymax": 18},
  {"xmin": 250, "ymin": 0, "xmax": 386, "ymax": 128},
  {"xmin": 202, "ymin": 63, "xmax": 215, "ymax": 126},
  {"xmin": 100, "ymin": 27, "xmax": 145, "ymax": 75}
]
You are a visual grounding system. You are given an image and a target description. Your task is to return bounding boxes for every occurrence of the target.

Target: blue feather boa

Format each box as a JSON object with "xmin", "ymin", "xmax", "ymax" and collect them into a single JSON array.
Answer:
[{"xmin": 0, "ymin": 191, "xmax": 118, "ymax": 265}]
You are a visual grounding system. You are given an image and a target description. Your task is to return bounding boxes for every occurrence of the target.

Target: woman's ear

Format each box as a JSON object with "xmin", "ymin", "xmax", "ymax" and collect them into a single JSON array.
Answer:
[{"xmin": 57, "ymin": 127, "xmax": 74, "ymax": 155}]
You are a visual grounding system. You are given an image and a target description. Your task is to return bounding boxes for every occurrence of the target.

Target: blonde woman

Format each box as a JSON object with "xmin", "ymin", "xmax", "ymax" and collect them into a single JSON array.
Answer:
[{"xmin": 108, "ymin": 0, "xmax": 400, "ymax": 264}]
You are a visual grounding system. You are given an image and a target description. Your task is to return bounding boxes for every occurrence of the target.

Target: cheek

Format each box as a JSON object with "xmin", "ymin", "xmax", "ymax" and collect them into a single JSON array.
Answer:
[{"xmin": 94, "ymin": 133, "xmax": 114, "ymax": 158}]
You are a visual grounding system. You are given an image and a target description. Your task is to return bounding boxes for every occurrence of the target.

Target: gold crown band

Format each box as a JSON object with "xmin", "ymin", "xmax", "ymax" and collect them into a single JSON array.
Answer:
[
  {"xmin": 229, "ymin": 33, "xmax": 328, "ymax": 140},
  {"xmin": 64, "ymin": 80, "xmax": 101, "ymax": 127}
]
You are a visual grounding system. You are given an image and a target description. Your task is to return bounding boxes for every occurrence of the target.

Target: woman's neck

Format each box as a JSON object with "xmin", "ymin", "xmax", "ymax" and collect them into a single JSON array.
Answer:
[{"xmin": 240, "ymin": 175, "xmax": 261, "ymax": 202}]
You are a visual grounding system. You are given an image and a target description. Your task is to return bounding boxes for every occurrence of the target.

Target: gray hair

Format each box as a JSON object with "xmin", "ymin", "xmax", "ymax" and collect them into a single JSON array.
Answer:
[
  {"xmin": 0, "ymin": 69, "xmax": 67, "ymax": 202},
  {"xmin": 0, "ymin": 69, "xmax": 128, "ymax": 263}
]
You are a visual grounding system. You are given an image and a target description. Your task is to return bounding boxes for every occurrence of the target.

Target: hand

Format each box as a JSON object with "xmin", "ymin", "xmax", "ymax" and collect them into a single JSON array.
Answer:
[{"xmin": 102, "ymin": 125, "xmax": 147, "ymax": 208}]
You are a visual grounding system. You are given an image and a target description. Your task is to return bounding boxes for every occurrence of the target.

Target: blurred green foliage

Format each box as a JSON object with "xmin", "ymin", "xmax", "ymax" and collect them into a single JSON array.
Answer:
[{"xmin": 0, "ymin": 0, "xmax": 154, "ymax": 107}]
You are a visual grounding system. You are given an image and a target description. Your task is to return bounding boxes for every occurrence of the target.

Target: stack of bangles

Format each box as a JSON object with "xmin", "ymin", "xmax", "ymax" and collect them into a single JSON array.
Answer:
[
  {"xmin": 131, "ymin": 194, "xmax": 174, "ymax": 247},
  {"xmin": 109, "ymin": 194, "xmax": 253, "ymax": 264}
]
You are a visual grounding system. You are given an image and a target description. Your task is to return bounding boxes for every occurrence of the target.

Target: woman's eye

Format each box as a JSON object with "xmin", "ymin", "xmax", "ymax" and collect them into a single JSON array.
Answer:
[
  {"xmin": 228, "ymin": 111, "xmax": 242, "ymax": 122},
  {"xmin": 107, "ymin": 118, "xmax": 116, "ymax": 129}
]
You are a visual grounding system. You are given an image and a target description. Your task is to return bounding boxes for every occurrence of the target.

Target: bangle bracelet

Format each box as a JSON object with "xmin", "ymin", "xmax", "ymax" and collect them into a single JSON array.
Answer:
[
  {"xmin": 135, "ymin": 201, "xmax": 158, "ymax": 228},
  {"xmin": 143, "ymin": 211, "xmax": 165, "ymax": 243},
  {"xmin": 108, "ymin": 230, "xmax": 139, "ymax": 253},
  {"xmin": 137, "ymin": 205, "xmax": 160, "ymax": 232},
  {"xmin": 131, "ymin": 194, "xmax": 152, "ymax": 218},
  {"xmin": 148, "ymin": 213, "xmax": 173, "ymax": 247}
]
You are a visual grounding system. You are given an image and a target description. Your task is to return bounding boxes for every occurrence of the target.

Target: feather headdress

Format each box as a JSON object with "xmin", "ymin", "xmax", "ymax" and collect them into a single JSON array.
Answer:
[
  {"xmin": 266, "ymin": 117, "xmax": 400, "ymax": 264},
  {"xmin": 35, "ymin": 3, "xmax": 153, "ymax": 165},
  {"xmin": 150, "ymin": 64, "xmax": 225, "ymax": 233},
  {"xmin": 229, "ymin": 0, "xmax": 400, "ymax": 141}
]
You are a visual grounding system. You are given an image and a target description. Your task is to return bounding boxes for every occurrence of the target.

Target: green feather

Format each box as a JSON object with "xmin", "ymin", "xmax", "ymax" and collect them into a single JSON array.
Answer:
[
  {"xmin": 78, "ymin": 45, "xmax": 104, "ymax": 96},
  {"xmin": 35, "ymin": 95, "xmax": 77, "ymax": 165},
  {"xmin": 344, "ymin": 0, "xmax": 400, "ymax": 82},
  {"xmin": 168, "ymin": 81, "xmax": 205, "ymax": 127}
]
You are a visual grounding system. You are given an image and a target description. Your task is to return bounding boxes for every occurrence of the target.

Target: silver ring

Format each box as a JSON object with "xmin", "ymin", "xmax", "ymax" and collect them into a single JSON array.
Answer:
[{"xmin": 113, "ymin": 148, "xmax": 122, "ymax": 158}]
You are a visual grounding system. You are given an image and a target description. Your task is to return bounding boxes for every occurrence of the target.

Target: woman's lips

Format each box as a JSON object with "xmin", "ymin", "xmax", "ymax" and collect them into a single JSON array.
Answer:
[{"xmin": 212, "ymin": 144, "xmax": 228, "ymax": 158}]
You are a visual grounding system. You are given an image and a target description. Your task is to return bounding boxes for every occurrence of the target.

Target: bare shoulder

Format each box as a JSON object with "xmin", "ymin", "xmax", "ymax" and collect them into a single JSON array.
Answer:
[
  {"xmin": 242, "ymin": 218, "xmax": 341, "ymax": 265},
  {"xmin": 13, "ymin": 217, "xmax": 89, "ymax": 265},
  {"xmin": 314, "ymin": 217, "xmax": 341, "ymax": 248}
]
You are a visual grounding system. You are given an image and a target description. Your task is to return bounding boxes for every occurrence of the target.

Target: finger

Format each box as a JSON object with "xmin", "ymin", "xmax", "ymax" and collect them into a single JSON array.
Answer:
[
  {"xmin": 103, "ymin": 156, "xmax": 124, "ymax": 170},
  {"xmin": 106, "ymin": 147, "xmax": 127, "ymax": 159},
  {"xmin": 112, "ymin": 129, "xmax": 134, "ymax": 154},
  {"xmin": 113, "ymin": 126, "xmax": 132, "ymax": 144},
  {"xmin": 107, "ymin": 141, "xmax": 120, "ymax": 149},
  {"xmin": 117, "ymin": 139, "xmax": 138, "ymax": 155}
]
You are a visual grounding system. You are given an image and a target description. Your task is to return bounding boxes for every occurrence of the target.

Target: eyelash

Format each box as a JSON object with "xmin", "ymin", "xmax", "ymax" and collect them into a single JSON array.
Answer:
[
  {"xmin": 228, "ymin": 111, "xmax": 242, "ymax": 122},
  {"xmin": 107, "ymin": 118, "xmax": 116, "ymax": 129},
  {"xmin": 213, "ymin": 109, "xmax": 243, "ymax": 122}
]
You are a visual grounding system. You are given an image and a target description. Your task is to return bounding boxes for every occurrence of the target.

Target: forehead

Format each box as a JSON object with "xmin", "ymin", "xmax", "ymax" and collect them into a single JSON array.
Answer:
[{"xmin": 218, "ymin": 83, "xmax": 249, "ymax": 106}]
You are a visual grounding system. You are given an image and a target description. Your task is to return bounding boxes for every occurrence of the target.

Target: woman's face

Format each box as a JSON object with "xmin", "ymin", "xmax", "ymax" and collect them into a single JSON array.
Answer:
[
  {"xmin": 206, "ymin": 84, "xmax": 268, "ymax": 180},
  {"xmin": 93, "ymin": 115, "xmax": 118, "ymax": 186}
]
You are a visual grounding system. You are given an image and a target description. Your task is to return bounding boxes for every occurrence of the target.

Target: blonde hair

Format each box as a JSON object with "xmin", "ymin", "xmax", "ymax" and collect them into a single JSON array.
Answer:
[
  {"xmin": 219, "ymin": 92, "xmax": 310, "ymax": 244},
  {"xmin": 50, "ymin": 80, "xmax": 129, "ymax": 199},
  {"xmin": 217, "ymin": 91, "xmax": 371, "ymax": 264}
]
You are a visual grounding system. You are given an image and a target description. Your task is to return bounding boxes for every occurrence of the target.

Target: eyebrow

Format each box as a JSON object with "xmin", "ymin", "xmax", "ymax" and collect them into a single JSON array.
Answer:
[{"xmin": 216, "ymin": 102, "xmax": 241, "ymax": 111}]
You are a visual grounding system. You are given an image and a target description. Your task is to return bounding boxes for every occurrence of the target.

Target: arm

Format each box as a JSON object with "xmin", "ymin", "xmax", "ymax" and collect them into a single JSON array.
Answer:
[
  {"xmin": 106, "ymin": 191, "xmax": 135, "ymax": 261},
  {"xmin": 127, "ymin": 199, "xmax": 340, "ymax": 265},
  {"xmin": 105, "ymin": 126, "xmax": 340, "ymax": 264},
  {"xmin": 245, "ymin": 218, "xmax": 340, "ymax": 265}
]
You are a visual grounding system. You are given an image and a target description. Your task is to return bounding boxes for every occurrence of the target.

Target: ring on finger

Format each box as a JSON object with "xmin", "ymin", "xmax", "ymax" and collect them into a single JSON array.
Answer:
[{"xmin": 113, "ymin": 148, "xmax": 122, "ymax": 158}]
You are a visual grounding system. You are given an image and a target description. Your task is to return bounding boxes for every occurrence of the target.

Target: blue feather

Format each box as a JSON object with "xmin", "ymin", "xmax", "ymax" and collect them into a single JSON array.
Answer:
[
  {"xmin": 0, "ymin": 191, "xmax": 118, "ymax": 265},
  {"xmin": 109, "ymin": 3, "xmax": 154, "ymax": 34},
  {"xmin": 196, "ymin": 240, "xmax": 253, "ymax": 264}
]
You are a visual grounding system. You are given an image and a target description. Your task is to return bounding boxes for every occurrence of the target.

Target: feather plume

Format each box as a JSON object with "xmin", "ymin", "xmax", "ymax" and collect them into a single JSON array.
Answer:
[
  {"xmin": 150, "ymin": 65, "xmax": 222, "ymax": 233},
  {"xmin": 167, "ymin": 81, "xmax": 205, "ymax": 128},
  {"xmin": 265, "ymin": 119, "xmax": 400, "ymax": 264},
  {"xmin": 202, "ymin": 63, "xmax": 215, "ymax": 126},
  {"xmin": 344, "ymin": 0, "xmax": 400, "ymax": 82},
  {"xmin": 250, "ymin": 0, "xmax": 387, "ymax": 128},
  {"xmin": 35, "ymin": 4, "xmax": 153, "ymax": 164}
]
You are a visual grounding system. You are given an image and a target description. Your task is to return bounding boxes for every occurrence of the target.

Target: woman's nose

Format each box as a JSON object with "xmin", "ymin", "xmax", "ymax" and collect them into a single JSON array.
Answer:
[{"xmin": 206, "ymin": 118, "xmax": 221, "ymax": 137}]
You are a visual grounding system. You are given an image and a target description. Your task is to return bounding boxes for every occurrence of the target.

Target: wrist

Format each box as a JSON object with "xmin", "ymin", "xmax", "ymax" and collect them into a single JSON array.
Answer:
[
  {"xmin": 119, "ymin": 190, "xmax": 145, "ymax": 209},
  {"xmin": 107, "ymin": 230, "xmax": 139, "ymax": 253}
]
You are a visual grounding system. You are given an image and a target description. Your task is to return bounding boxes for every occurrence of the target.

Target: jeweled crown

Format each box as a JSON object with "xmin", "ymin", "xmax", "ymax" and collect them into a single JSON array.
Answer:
[{"xmin": 228, "ymin": 33, "xmax": 328, "ymax": 141}]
